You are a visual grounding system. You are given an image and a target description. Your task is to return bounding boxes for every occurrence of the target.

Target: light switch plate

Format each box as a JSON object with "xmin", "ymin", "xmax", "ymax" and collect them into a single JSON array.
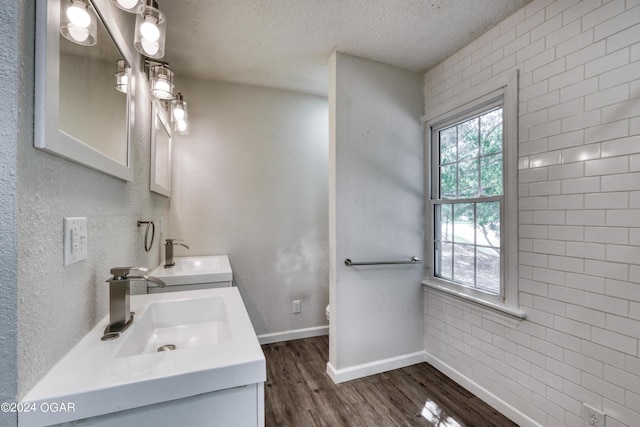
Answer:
[{"xmin": 64, "ymin": 217, "xmax": 88, "ymax": 266}]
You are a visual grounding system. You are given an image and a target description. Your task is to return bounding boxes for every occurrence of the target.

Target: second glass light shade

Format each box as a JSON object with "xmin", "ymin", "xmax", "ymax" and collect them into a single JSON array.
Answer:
[
  {"xmin": 111, "ymin": 0, "xmax": 143, "ymax": 12},
  {"xmin": 115, "ymin": 59, "xmax": 129, "ymax": 93},
  {"xmin": 60, "ymin": 0, "xmax": 97, "ymax": 46},
  {"xmin": 134, "ymin": 0, "xmax": 166, "ymax": 59},
  {"xmin": 171, "ymin": 93, "xmax": 189, "ymax": 135},
  {"xmin": 150, "ymin": 65, "xmax": 174, "ymax": 100}
]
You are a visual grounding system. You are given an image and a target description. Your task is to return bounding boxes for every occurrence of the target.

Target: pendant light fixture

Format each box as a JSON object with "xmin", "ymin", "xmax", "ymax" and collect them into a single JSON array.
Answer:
[
  {"xmin": 149, "ymin": 63, "xmax": 174, "ymax": 100},
  {"xmin": 60, "ymin": 0, "xmax": 97, "ymax": 46},
  {"xmin": 171, "ymin": 93, "xmax": 189, "ymax": 135},
  {"xmin": 115, "ymin": 59, "xmax": 129, "ymax": 93},
  {"xmin": 110, "ymin": 0, "xmax": 143, "ymax": 13},
  {"xmin": 134, "ymin": 0, "xmax": 166, "ymax": 59}
]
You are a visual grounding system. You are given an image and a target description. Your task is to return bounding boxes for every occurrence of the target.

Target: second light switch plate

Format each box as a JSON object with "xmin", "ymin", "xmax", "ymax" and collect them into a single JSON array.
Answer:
[{"xmin": 64, "ymin": 217, "xmax": 88, "ymax": 266}]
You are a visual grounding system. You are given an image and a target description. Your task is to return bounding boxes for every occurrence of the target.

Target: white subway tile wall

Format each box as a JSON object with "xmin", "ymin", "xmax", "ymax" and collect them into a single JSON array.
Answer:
[{"xmin": 423, "ymin": 0, "xmax": 640, "ymax": 425}]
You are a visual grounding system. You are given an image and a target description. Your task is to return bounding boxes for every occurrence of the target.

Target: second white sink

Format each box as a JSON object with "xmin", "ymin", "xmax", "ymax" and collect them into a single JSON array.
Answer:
[{"xmin": 150, "ymin": 255, "xmax": 233, "ymax": 287}]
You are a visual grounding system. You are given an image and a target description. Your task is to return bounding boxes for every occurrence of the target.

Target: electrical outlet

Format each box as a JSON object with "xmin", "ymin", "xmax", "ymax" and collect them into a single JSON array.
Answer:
[
  {"xmin": 293, "ymin": 300, "xmax": 301, "ymax": 314},
  {"xmin": 583, "ymin": 404, "xmax": 606, "ymax": 427},
  {"xmin": 63, "ymin": 217, "xmax": 88, "ymax": 266}
]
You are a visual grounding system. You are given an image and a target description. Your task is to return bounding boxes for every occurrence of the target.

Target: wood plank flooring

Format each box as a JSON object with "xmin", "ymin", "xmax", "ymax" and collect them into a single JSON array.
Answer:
[{"xmin": 262, "ymin": 336, "xmax": 518, "ymax": 427}]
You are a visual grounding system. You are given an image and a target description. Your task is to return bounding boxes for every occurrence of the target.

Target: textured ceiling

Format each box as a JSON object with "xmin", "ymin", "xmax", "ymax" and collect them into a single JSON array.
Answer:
[{"xmin": 160, "ymin": 0, "xmax": 530, "ymax": 96}]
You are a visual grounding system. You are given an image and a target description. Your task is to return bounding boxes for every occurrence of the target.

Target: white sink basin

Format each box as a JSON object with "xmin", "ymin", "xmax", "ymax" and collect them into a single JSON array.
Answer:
[
  {"xmin": 150, "ymin": 255, "xmax": 232, "ymax": 286},
  {"xmin": 19, "ymin": 288, "xmax": 265, "ymax": 427},
  {"xmin": 116, "ymin": 296, "xmax": 231, "ymax": 357}
]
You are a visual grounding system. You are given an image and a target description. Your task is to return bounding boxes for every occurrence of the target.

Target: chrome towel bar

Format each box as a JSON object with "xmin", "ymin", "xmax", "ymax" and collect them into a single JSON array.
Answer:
[{"xmin": 344, "ymin": 256, "xmax": 423, "ymax": 266}]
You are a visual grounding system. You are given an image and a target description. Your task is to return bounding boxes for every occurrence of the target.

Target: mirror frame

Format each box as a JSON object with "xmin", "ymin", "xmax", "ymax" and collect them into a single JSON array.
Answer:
[
  {"xmin": 150, "ymin": 100, "xmax": 172, "ymax": 197},
  {"xmin": 34, "ymin": 0, "xmax": 137, "ymax": 182}
]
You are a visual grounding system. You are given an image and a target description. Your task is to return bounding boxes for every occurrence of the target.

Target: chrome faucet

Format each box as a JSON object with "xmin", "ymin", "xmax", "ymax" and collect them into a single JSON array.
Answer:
[
  {"xmin": 103, "ymin": 267, "xmax": 166, "ymax": 340},
  {"xmin": 164, "ymin": 239, "xmax": 190, "ymax": 268}
]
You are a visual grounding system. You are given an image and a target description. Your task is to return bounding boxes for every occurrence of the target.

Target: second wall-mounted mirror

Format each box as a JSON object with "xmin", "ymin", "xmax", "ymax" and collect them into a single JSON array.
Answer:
[
  {"xmin": 35, "ymin": 0, "xmax": 137, "ymax": 181},
  {"xmin": 150, "ymin": 101, "xmax": 172, "ymax": 197}
]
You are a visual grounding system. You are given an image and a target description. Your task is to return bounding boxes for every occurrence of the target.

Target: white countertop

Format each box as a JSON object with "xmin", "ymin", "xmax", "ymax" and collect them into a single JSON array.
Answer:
[{"xmin": 19, "ymin": 288, "xmax": 265, "ymax": 426}]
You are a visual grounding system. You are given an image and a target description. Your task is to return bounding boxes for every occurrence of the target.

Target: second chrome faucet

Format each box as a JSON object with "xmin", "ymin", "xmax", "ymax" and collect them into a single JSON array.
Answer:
[{"xmin": 164, "ymin": 238, "xmax": 189, "ymax": 267}]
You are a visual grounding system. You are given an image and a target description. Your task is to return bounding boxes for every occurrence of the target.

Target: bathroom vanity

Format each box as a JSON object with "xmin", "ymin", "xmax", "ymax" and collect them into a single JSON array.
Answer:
[{"xmin": 19, "ymin": 288, "xmax": 265, "ymax": 426}]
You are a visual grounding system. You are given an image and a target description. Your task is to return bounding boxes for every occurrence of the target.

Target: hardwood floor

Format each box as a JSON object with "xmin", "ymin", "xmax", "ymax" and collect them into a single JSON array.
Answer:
[{"xmin": 262, "ymin": 336, "xmax": 518, "ymax": 427}]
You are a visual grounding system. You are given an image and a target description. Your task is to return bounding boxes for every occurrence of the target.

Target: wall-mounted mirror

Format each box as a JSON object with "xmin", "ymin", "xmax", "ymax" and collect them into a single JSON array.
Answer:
[
  {"xmin": 150, "ymin": 101, "xmax": 172, "ymax": 197},
  {"xmin": 35, "ymin": 0, "xmax": 137, "ymax": 181}
]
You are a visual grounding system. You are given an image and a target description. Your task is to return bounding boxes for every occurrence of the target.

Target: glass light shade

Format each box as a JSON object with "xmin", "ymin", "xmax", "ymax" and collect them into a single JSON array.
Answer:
[
  {"xmin": 67, "ymin": 2, "xmax": 91, "ymax": 27},
  {"xmin": 175, "ymin": 119, "xmax": 189, "ymax": 135},
  {"xmin": 134, "ymin": 1, "xmax": 166, "ymax": 59},
  {"xmin": 60, "ymin": 0, "xmax": 97, "ymax": 46},
  {"xmin": 171, "ymin": 93, "xmax": 187, "ymax": 121},
  {"xmin": 171, "ymin": 93, "xmax": 189, "ymax": 135},
  {"xmin": 111, "ymin": 0, "xmax": 143, "ymax": 12},
  {"xmin": 173, "ymin": 104, "xmax": 185, "ymax": 121},
  {"xmin": 150, "ymin": 65, "xmax": 174, "ymax": 100},
  {"xmin": 115, "ymin": 59, "xmax": 129, "ymax": 93}
]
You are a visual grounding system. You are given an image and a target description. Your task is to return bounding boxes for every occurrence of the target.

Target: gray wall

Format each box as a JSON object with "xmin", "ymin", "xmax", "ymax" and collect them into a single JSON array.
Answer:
[
  {"xmin": 0, "ymin": 0, "xmax": 26, "ymax": 425},
  {"xmin": 328, "ymin": 52, "xmax": 425, "ymax": 380},
  {"xmin": 14, "ymin": 1, "xmax": 170, "ymax": 400},
  {"xmin": 169, "ymin": 77, "xmax": 330, "ymax": 337}
]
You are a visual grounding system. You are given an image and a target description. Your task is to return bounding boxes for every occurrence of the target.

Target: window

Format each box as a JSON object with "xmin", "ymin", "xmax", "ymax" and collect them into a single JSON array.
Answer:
[
  {"xmin": 423, "ymin": 71, "xmax": 522, "ymax": 317},
  {"xmin": 433, "ymin": 105, "xmax": 503, "ymax": 296}
]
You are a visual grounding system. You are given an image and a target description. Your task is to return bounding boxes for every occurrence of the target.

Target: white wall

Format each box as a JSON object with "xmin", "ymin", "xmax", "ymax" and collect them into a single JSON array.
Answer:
[
  {"xmin": 423, "ymin": 0, "xmax": 640, "ymax": 426},
  {"xmin": 169, "ymin": 77, "xmax": 329, "ymax": 338},
  {"xmin": 15, "ymin": 3, "xmax": 169, "ymax": 399},
  {"xmin": 328, "ymin": 52, "xmax": 425, "ymax": 382}
]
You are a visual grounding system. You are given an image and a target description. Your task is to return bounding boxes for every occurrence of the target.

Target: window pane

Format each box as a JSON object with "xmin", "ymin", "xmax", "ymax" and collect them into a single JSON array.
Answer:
[
  {"xmin": 457, "ymin": 118, "xmax": 479, "ymax": 160},
  {"xmin": 480, "ymin": 153, "xmax": 502, "ymax": 196},
  {"xmin": 440, "ymin": 164, "xmax": 457, "ymax": 199},
  {"xmin": 453, "ymin": 203, "xmax": 474, "ymax": 244},
  {"xmin": 458, "ymin": 159, "xmax": 479, "ymax": 198},
  {"xmin": 440, "ymin": 127, "xmax": 457, "ymax": 164},
  {"xmin": 432, "ymin": 104, "xmax": 504, "ymax": 297},
  {"xmin": 477, "ymin": 247, "xmax": 500, "ymax": 293},
  {"xmin": 438, "ymin": 204, "xmax": 453, "ymax": 242},
  {"xmin": 476, "ymin": 201, "xmax": 501, "ymax": 247},
  {"xmin": 481, "ymin": 108, "xmax": 502, "ymax": 155},
  {"xmin": 438, "ymin": 242, "xmax": 453, "ymax": 280},
  {"xmin": 453, "ymin": 244, "xmax": 474, "ymax": 285}
]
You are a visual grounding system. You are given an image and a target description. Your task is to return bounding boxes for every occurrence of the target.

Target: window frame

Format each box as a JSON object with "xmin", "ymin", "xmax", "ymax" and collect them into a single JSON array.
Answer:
[
  {"xmin": 432, "ymin": 99, "xmax": 504, "ymax": 297},
  {"xmin": 422, "ymin": 70, "xmax": 524, "ymax": 319}
]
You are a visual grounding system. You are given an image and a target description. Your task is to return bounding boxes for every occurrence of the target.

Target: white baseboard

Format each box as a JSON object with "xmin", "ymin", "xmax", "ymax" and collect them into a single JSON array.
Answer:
[
  {"xmin": 257, "ymin": 325, "xmax": 328, "ymax": 345},
  {"xmin": 326, "ymin": 351, "xmax": 427, "ymax": 384},
  {"xmin": 425, "ymin": 351, "xmax": 543, "ymax": 427}
]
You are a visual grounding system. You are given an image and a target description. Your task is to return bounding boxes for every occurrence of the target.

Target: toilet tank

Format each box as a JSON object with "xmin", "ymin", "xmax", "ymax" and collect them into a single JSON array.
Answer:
[{"xmin": 148, "ymin": 255, "xmax": 233, "ymax": 294}]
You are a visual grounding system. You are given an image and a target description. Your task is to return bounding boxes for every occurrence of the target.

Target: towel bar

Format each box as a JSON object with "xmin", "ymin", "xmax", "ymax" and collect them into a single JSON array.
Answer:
[{"xmin": 344, "ymin": 256, "xmax": 422, "ymax": 266}]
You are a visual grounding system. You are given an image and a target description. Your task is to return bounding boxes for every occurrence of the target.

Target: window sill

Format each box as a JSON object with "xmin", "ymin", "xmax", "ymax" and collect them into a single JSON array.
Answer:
[{"xmin": 422, "ymin": 279, "xmax": 526, "ymax": 320}]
